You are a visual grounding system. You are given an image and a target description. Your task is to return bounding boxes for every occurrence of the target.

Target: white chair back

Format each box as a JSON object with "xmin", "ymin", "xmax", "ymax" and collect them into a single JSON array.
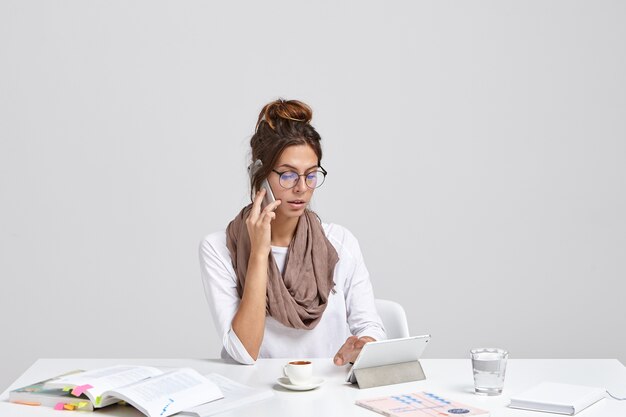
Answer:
[{"xmin": 375, "ymin": 299, "xmax": 410, "ymax": 339}]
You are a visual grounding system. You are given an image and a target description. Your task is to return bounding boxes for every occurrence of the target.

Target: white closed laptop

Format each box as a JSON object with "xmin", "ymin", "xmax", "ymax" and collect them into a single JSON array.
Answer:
[{"xmin": 346, "ymin": 335, "xmax": 431, "ymax": 383}]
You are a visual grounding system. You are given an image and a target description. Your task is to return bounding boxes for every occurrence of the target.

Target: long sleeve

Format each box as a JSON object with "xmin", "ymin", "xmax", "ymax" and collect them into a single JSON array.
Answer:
[
  {"xmin": 334, "ymin": 227, "xmax": 387, "ymax": 341},
  {"xmin": 198, "ymin": 232, "xmax": 256, "ymax": 365}
]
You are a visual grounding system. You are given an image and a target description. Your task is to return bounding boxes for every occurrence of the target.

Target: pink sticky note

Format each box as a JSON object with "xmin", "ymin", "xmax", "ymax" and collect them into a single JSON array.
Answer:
[
  {"xmin": 71, "ymin": 384, "xmax": 93, "ymax": 397},
  {"xmin": 54, "ymin": 402, "xmax": 65, "ymax": 410}
]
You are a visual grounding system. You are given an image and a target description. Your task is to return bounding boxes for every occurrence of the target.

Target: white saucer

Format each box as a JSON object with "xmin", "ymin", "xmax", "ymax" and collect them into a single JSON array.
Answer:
[{"xmin": 276, "ymin": 377, "xmax": 325, "ymax": 391}]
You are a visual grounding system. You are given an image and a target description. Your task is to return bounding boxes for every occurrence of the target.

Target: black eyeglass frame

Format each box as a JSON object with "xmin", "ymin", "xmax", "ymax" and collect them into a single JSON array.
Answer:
[{"xmin": 271, "ymin": 166, "xmax": 328, "ymax": 190}]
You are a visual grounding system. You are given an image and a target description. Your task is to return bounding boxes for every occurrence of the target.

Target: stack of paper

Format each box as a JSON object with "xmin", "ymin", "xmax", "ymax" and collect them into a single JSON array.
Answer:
[
  {"xmin": 509, "ymin": 382, "xmax": 606, "ymax": 415},
  {"xmin": 180, "ymin": 373, "xmax": 273, "ymax": 417}
]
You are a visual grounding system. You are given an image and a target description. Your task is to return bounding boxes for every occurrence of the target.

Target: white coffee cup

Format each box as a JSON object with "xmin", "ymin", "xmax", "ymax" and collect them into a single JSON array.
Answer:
[{"xmin": 283, "ymin": 360, "xmax": 313, "ymax": 385}]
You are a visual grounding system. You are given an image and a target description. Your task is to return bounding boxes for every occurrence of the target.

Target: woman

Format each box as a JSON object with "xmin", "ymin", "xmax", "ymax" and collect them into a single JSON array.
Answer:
[{"xmin": 199, "ymin": 99, "xmax": 386, "ymax": 365}]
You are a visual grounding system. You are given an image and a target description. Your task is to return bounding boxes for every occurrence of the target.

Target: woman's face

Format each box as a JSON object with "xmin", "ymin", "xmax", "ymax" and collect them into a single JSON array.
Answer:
[{"xmin": 268, "ymin": 144, "xmax": 319, "ymax": 220}]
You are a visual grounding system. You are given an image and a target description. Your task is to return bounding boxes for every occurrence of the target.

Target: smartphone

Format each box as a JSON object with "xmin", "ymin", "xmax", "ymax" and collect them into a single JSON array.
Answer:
[
  {"xmin": 259, "ymin": 178, "xmax": 276, "ymax": 209},
  {"xmin": 249, "ymin": 160, "xmax": 276, "ymax": 209}
]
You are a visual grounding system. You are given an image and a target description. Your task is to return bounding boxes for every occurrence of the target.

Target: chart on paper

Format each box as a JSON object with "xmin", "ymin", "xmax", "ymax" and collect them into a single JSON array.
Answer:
[{"xmin": 356, "ymin": 392, "xmax": 490, "ymax": 417}]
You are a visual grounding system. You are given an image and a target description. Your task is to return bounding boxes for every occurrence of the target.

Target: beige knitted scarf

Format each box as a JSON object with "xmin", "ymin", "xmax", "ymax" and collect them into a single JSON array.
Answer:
[{"xmin": 225, "ymin": 205, "xmax": 339, "ymax": 330}]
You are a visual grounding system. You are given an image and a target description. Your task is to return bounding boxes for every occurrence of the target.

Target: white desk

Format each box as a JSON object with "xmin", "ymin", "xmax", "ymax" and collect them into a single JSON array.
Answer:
[{"xmin": 1, "ymin": 358, "xmax": 625, "ymax": 416}]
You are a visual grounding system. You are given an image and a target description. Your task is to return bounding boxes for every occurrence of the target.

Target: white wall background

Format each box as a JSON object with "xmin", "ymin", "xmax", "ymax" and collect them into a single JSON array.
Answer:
[{"xmin": 1, "ymin": 0, "xmax": 624, "ymax": 392}]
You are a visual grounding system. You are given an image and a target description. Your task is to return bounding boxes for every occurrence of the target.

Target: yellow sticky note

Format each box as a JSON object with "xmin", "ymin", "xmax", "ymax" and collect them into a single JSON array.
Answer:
[
  {"xmin": 96, "ymin": 396, "xmax": 102, "ymax": 406},
  {"xmin": 62, "ymin": 386, "xmax": 72, "ymax": 392},
  {"xmin": 63, "ymin": 404, "xmax": 75, "ymax": 410},
  {"xmin": 77, "ymin": 402, "xmax": 89, "ymax": 409}
]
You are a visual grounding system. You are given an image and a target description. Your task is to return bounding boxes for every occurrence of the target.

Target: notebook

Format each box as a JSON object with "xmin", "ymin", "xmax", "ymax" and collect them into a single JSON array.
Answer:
[
  {"xmin": 356, "ymin": 391, "xmax": 490, "ymax": 417},
  {"xmin": 509, "ymin": 382, "xmax": 606, "ymax": 415}
]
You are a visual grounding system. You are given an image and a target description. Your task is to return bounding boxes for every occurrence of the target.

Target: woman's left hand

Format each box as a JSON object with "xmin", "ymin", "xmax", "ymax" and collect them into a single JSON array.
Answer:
[{"xmin": 333, "ymin": 335, "xmax": 376, "ymax": 366}]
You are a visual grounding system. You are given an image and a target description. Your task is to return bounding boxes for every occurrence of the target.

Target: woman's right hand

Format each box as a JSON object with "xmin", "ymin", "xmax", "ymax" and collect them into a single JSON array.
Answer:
[{"xmin": 246, "ymin": 189, "xmax": 281, "ymax": 257}]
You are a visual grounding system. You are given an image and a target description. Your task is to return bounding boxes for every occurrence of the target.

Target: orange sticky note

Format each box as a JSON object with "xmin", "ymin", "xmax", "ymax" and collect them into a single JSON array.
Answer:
[
  {"xmin": 12, "ymin": 400, "xmax": 41, "ymax": 406},
  {"xmin": 54, "ymin": 403, "xmax": 65, "ymax": 410},
  {"xmin": 63, "ymin": 403, "xmax": 75, "ymax": 410}
]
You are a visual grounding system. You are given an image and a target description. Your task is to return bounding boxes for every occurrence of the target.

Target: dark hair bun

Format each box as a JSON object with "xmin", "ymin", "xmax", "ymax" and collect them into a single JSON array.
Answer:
[{"xmin": 256, "ymin": 98, "xmax": 313, "ymax": 131}]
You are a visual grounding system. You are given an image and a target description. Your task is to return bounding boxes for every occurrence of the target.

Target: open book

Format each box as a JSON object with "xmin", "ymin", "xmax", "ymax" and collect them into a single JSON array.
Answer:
[
  {"xmin": 42, "ymin": 365, "xmax": 223, "ymax": 417},
  {"xmin": 9, "ymin": 370, "xmax": 95, "ymax": 410}
]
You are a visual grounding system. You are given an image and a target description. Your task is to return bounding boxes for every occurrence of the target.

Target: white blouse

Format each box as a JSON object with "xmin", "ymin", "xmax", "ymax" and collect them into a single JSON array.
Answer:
[{"xmin": 199, "ymin": 223, "xmax": 386, "ymax": 364}]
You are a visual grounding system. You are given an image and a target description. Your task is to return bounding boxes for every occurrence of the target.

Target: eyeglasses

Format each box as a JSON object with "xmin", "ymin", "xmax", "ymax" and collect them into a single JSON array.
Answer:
[{"xmin": 272, "ymin": 167, "xmax": 328, "ymax": 189}]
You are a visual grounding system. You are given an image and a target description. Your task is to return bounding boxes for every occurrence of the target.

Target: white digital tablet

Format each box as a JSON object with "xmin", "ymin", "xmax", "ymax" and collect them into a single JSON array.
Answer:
[{"xmin": 346, "ymin": 335, "xmax": 431, "ymax": 383}]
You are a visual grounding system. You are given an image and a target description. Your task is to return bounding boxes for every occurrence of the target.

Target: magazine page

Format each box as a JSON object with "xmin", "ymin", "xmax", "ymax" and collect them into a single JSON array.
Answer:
[
  {"xmin": 44, "ymin": 365, "xmax": 163, "ymax": 407},
  {"xmin": 103, "ymin": 368, "xmax": 223, "ymax": 417}
]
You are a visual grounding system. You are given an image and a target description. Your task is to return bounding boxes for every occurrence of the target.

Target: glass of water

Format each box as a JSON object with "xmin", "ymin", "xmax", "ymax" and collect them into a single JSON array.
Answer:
[{"xmin": 470, "ymin": 348, "xmax": 508, "ymax": 395}]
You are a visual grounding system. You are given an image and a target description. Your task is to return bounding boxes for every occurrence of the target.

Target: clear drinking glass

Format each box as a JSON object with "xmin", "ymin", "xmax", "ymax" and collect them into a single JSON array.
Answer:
[{"xmin": 470, "ymin": 348, "xmax": 508, "ymax": 396}]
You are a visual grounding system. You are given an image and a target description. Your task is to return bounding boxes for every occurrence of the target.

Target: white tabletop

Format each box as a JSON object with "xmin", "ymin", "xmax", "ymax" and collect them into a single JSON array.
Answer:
[{"xmin": 1, "ymin": 358, "xmax": 625, "ymax": 417}]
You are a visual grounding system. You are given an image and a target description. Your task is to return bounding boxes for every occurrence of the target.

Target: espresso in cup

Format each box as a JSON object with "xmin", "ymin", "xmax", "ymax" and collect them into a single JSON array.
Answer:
[{"xmin": 283, "ymin": 360, "xmax": 313, "ymax": 385}]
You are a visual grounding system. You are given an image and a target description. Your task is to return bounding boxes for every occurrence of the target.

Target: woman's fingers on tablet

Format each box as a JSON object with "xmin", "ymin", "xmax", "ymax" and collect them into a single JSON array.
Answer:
[
  {"xmin": 333, "ymin": 336, "xmax": 358, "ymax": 366},
  {"xmin": 355, "ymin": 336, "xmax": 376, "ymax": 349},
  {"xmin": 334, "ymin": 336, "xmax": 377, "ymax": 366}
]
